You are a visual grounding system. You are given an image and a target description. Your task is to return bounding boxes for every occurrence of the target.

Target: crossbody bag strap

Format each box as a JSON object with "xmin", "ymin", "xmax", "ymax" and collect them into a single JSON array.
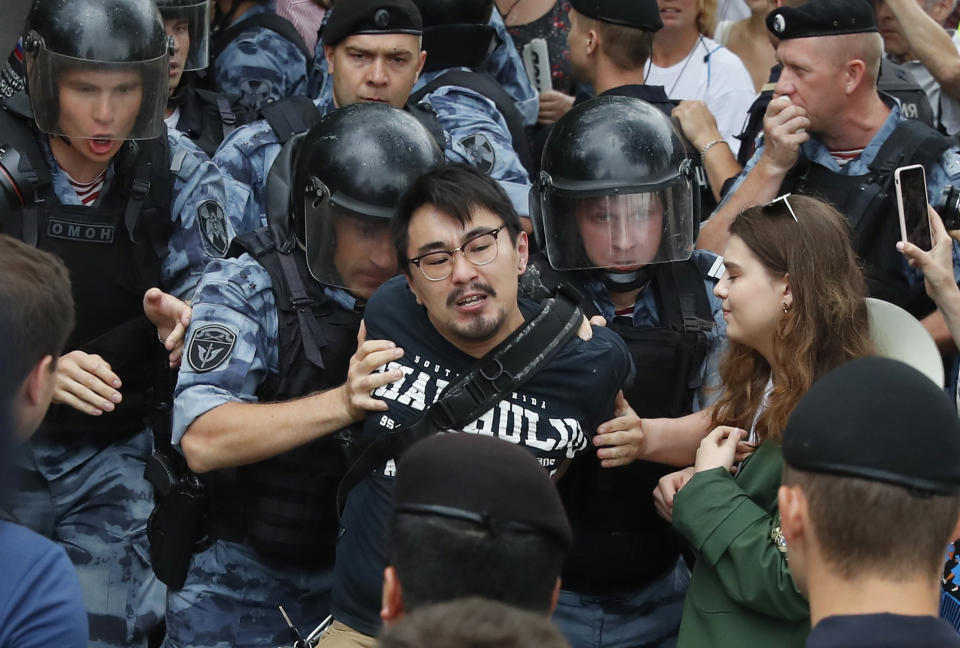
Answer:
[{"xmin": 336, "ymin": 283, "xmax": 584, "ymax": 513}]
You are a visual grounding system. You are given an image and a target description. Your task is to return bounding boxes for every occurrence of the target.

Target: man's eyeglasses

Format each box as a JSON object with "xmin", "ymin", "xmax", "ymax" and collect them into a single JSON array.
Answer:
[
  {"xmin": 763, "ymin": 193, "xmax": 799, "ymax": 222},
  {"xmin": 407, "ymin": 225, "xmax": 505, "ymax": 281}
]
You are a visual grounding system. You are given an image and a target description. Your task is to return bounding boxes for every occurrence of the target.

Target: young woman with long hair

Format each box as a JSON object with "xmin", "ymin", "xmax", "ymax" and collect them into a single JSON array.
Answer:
[
  {"xmin": 596, "ymin": 195, "xmax": 874, "ymax": 646},
  {"xmin": 666, "ymin": 195, "xmax": 874, "ymax": 646}
]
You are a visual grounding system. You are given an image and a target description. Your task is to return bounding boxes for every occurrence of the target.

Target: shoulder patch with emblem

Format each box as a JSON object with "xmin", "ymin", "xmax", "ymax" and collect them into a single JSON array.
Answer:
[
  {"xmin": 187, "ymin": 324, "xmax": 237, "ymax": 373},
  {"xmin": 459, "ymin": 134, "xmax": 496, "ymax": 174},
  {"xmin": 197, "ymin": 200, "xmax": 230, "ymax": 258}
]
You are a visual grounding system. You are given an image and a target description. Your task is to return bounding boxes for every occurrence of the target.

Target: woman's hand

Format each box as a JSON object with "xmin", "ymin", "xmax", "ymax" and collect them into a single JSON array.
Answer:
[
  {"xmin": 897, "ymin": 205, "xmax": 960, "ymax": 308},
  {"xmin": 694, "ymin": 426, "xmax": 747, "ymax": 473}
]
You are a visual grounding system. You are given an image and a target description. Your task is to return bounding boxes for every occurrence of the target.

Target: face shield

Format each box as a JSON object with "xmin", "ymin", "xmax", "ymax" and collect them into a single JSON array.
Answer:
[
  {"xmin": 159, "ymin": 0, "xmax": 210, "ymax": 71},
  {"xmin": 25, "ymin": 33, "xmax": 170, "ymax": 140},
  {"xmin": 303, "ymin": 177, "xmax": 399, "ymax": 299},
  {"xmin": 532, "ymin": 163, "xmax": 697, "ymax": 272}
]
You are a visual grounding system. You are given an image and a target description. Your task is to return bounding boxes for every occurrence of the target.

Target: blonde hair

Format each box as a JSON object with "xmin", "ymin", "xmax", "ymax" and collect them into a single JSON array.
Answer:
[{"xmin": 698, "ymin": 0, "xmax": 717, "ymax": 37}]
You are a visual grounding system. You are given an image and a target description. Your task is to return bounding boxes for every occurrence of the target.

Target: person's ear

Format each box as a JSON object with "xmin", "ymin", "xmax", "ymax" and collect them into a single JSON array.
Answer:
[
  {"xmin": 585, "ymin": 28, "xmax": 599, "ymax": 56},
  {"xmin": 415, "ymin": 50, "xmax": 427, "ymax": 77},
  {"xmin": 380, "ymin": 566, "xmax": 405, "ymax": 624},
  {"xmin": 324, "ymin": 44, "xmax": 337, "ymax": 75},
  {"xmin": 549, "ymin": 577, "xmax": 561, "ymax": 616},
  {"xmin": 780, "ymin": 273, "xmax": 793, "ymax": 312},
  {"xmin": 24, "ymin": 355, "xmax": 56, "ymax": 408},
  {"xmin": 778, "ymin": 484, "xmax": 806, "ymax": 543},
  {"xmin": 516, "ymin": 230, "xmax": 529, "ymax": 274}
]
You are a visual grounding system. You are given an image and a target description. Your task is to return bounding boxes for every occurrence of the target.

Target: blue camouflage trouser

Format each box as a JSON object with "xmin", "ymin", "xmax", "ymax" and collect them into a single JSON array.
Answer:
[
  {"xmin": 552, "ymin": 558, "xmax": 690, "ymax": 648},
  {"xmin": 163, "ymin": 539, "xmax": 333, "ymax": 648},
  {"xmin": 5, "ymin": 429, "xmax": 165, "ymax": 647}
]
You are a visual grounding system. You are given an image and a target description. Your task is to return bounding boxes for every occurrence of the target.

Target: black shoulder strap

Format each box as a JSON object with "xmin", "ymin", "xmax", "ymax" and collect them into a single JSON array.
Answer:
[
  {"xmin": 211, "ymin": 11, "xmax": 312, "ymax": 62},
  {"xmin": 409, "ymin": 69, "xmax": 535, "ymax": 173},
  {"xmin": 260, "ymin": 95, "xmax": 322, "ymax": 144},
  {"xmin": 405, "ymin": 99, "xmax": 446, "ymax": 150},
  {"xmin": 868, "ymin": 118, "xmax": 953, "ymax": 176},
  {"xmin": 336, "ymin": 283, "xmax": 584, "ymax": 512},
  {"xmin": 654, "ymin": 259, "xmax": 714, "ymax": 334}
]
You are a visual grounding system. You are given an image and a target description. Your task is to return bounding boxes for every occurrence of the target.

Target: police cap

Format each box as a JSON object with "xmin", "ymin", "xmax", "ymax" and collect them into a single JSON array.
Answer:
[
  {"xmin": 323, "ymin": 0, "xmax": 423, "ymax": 48},
  {"xmin": 782, "ymin": 357, "xmax": 960, "ymax": 495},
  {"xmin": 569, "ymin": 0, "xmax": 662, "ymax": 31},
  {"xmin": 394, "ymin": 433, "xmax": 572, "ymax": 549},
  {"xmin": 766, "ymin": 0, "xmax": 877, "ymax": 40}
]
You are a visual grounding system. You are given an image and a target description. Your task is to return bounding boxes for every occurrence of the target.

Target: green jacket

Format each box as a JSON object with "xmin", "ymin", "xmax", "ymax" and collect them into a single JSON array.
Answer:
[{"xmin": 672, "ymin": 441, "xmax": 810, "ymax": 647}]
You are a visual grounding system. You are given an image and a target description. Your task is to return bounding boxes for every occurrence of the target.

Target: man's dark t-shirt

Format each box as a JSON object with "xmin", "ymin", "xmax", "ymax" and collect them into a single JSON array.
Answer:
[
  {"xmin": 330, "ymin": 276, "xmax": 634, "ymax": 636},
  {"xmin": 806, "ymin": 613, "xmax": 960, "ymax": 647}
]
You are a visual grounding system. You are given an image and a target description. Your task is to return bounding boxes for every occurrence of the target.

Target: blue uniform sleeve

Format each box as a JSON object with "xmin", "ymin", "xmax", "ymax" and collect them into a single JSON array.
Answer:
[
  {"xmin": 480, "ymin": 10, "xmax": 539, "ymax": 126},
  {"xmin": 426, "ymin": 84, "xmax": 532, "ymax": 216},
  {"xmin": 213, "ymin": 119, "xmax": 283, "ymax": 226},
  {"xmin": 163, "ymin": 129, "xmax": 240, "ymax": 299},
  {"xmin": 925, "ymin": 145, "xmax": 960, "ymax": 286},
  {"xmin": 172, "ymin": 254, "xmax": 279, "ymax": 445},
  {"xmin": 214, "ymin": 25, "xmax": 308, "ymax": 110}
]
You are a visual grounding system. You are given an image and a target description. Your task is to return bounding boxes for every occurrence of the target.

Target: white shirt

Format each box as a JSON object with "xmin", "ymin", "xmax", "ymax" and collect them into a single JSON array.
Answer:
[
  {"xmin": 895, "ymin": 30, "xmax": 960, "ymax": 136},
  {"xmin": 164, "ymin": 107, "xmax": 181, "ymax": 131},
  {"xmin": 646, "ymin": 36, "xmax": 757, "ymax": 157}
]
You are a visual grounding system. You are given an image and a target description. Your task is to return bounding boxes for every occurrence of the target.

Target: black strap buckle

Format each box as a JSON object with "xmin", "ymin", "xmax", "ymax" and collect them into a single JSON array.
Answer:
[{"xmin": 132, "ymin": 177, "xmax": 151, "ymax": 200}]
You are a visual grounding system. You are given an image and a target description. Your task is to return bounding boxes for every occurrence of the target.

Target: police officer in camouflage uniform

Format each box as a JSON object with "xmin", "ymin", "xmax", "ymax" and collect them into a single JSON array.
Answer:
[
  {"xmin": 209, "ymin": 0, "xmax": 310, "ymax": 110},
  {"xmin": 525, "ymin": 95, "xmax": 727, "ymax": 647},
  {"xmin": 0, "ymin": 0, "xmax": 253, "ymax": 645},
  {"xmin": 160, "ymin": 0, "xmax": 261, "ymax": 159},
  {"xmin": 166, "ymin": 103, "xmax": 443, "ymax": 648},
  {"xmin": 307, "ymin": 6, "xmax": 539, "ymax": 126},
  {"xmin": 215, "ymin": 0, "xmax": 533, "ymax": 227}
]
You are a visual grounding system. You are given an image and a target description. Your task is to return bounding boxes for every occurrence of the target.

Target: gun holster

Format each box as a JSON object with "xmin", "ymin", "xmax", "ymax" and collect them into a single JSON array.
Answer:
[{"xmin": 144, "ymin": 445, "xmax": 207, "ymax": 590}]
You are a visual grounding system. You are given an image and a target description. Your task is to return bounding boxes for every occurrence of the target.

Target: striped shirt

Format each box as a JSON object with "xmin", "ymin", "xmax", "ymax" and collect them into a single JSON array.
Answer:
[
  {"xmin": 62, "ymin": 168, "xmax": 107, "ymax": 206},
  {"xmin": 829, "ymin": 147, "xmax": 865, "ymax": 167}
]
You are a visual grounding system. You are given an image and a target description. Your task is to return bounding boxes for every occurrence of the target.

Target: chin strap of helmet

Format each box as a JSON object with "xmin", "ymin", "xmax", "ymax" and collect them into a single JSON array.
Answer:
[{"xmin": 601, "ymin": 267, "xmax": 652, "ymax": 293}]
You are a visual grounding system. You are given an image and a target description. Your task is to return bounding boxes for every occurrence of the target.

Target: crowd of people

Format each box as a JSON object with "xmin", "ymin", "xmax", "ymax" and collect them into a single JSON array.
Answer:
[{"xmin": 4, "ymin": 0, "xmax": 960, "ymax": 647}]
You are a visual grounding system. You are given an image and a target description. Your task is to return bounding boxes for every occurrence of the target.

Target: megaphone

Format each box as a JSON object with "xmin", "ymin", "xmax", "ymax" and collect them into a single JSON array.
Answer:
[{"xmin": 866, "ymin": 297, "xmax": 944, "ymax": 388}]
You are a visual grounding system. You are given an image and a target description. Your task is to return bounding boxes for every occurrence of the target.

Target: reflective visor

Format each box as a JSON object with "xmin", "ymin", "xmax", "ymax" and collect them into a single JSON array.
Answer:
[
  {"xmin": 27, "ymin": 44, "xmax": 169, "ymax": 140},
  {"xmin": 159, "ymin": 0, "xmax": 211, "ymax": 71},
  {"xmin": 304, "ymin": 196, "xmax": 399, "ymax": 300},
  {"xmin": 538, "ymin": 183, "xmax": 696, "ymax": 271}
]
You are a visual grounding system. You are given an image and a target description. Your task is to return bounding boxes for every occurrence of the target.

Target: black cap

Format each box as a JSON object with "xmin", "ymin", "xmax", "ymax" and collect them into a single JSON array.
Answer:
[
  {"xmin": 767, "ymin": 0, "xmax": 877, "ymax": 40},
  {"xmin": 394, "ymin": 433, "xmax": 572, "ymax": 549},
  {"xmin": 782, "ymin": 357, "xmax": 960, "ymax": 495},
  {"xmin": 322, "ymin": 0, "xmax": 423, "ymax": 48},
  {"xmin": 570, "ymin": 0, "xmax": 662, "ymax": 31}
]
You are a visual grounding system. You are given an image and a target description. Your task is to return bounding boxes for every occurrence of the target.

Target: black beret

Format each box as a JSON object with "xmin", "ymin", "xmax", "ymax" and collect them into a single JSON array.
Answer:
[
  {"xmin": 394, "ymin": 433, "xmax": 572, "ymax": 548},
  {"xmin": 323, "ymin": 0, "xmax": 423, "ymax": 48},
  {"xmin": 767, "ymin": 0, "xmax": 877, "ymax": 40},
  {"xmin": 783, "ymin": 357, "xmax": 960, "ymax": 495},
  {"xmin": 570, "ymin": 0, "xmax": 662, "ymax": 31}
]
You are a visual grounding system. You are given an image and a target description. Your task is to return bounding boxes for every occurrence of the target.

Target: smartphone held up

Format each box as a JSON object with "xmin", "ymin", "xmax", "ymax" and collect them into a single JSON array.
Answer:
[{"xmin": 896, "ymin": 164, "xmax": 931, "ymax": 251}]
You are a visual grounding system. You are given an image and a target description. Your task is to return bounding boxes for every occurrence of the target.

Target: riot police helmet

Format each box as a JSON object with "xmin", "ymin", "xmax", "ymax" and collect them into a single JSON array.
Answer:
[
  {"xmin": 531, "ymin": 95, "xmax": 699, "ymax": 285},
  {"xmin": 293, "ymin": 102, "xmax": 444, "ymax": 298},
  {"xmin": 22, "ymin": 0, "xmax": 172, "ymax": 140},
  {"xmin": 413, "ymin": 0, "xmax": 497, "ymax": 72},
  {"xmin": 156, "ymin": 0, "xmax": 211, "ymax": 72}
]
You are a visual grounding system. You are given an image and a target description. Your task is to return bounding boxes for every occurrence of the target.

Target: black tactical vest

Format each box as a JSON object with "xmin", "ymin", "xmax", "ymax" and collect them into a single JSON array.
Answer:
[
  {"xmin": 0, "ymin": 100, "xmax": 172, "ymax": 439},
  {"xmin": 528, "ymin": 257, "xmax": 715, "ymax": 592},
  {"xmin": 173, "ymin": 85, "xmax": 256, "ymax": 157},
  {"xmin": 212, "ymin": 227, "xmax": 357, "ymax": 566},
  {"xmin": 780, "ymin": 119, "xmax": 953, "ymax": 318}
]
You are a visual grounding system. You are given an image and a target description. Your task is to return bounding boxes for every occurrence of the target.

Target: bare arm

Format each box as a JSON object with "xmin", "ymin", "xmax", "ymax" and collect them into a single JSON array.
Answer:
[
  {"xmin": 672, "ymin": 101, "xmax": 744, "ymax": 202},
  {"xmin": 593, "ymin": 396, "xmax": 714, "ymax": 468},
  {"xmin": 181, "ymin": 324, "xmax": 404, "ymax": 473},
  {"xmin": 696, "ymin": 96, "xmax": 810, "ymax": 253},
  {"xmin": 883, "ymin": 0, "xmax": 960, "ymax": 98}
]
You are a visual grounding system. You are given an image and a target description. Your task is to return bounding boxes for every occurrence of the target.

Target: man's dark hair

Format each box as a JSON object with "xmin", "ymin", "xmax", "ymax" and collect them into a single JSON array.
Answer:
[
  {"xmin": 0, "ymin": 235, "xmax": 74, "ymax": 383},
  {"xmin": 392, "ymin": 163, "xmax": 522, "ymax": 273},
  {"xmin": 782, "ymin": 464, "xmax": 960, "ymax": 579},
  {"xmin": 388, "ymin": 512, "xmax": 565, "ymax": 614},
  {"xmin": 376, "ymin": 597, "xmax": 571, "ymax": 648}
]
